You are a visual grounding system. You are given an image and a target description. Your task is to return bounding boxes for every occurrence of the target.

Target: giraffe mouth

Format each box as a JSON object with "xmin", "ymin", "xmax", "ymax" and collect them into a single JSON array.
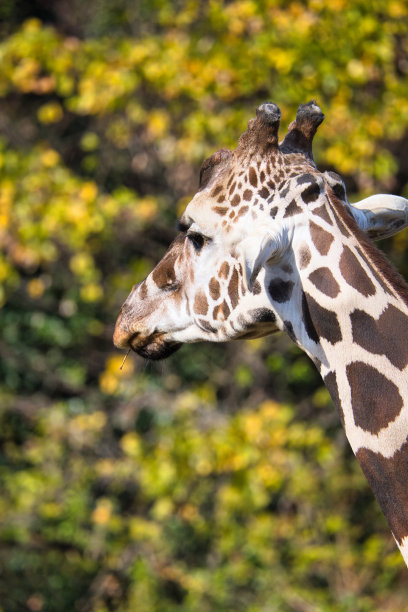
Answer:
[{"xmin": 129, "ymin": 332, "xmax": 182, "ymax": 360}]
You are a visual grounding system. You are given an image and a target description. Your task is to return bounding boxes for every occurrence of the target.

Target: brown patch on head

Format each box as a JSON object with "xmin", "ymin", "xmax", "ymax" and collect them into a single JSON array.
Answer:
[
  {"xmin": 300, "ymin": 180, "xmax": 321, "ymax": 204},
  {"xmin": 258, "ymin": 186, "xmax": 270, "ymax": 199},
  {"xmin": 328, "ymin": 175, "xmax": 347, "ymax": 201},
  {"xmin": 212, "ymin": 206, "xmax": 229, "ymax": 216},
  {"xmin": 249, "ymin": 166, "xmax": 258, "ymax": 187},
  {"xmin": 302, "ymin": 292, "xmax": 342, "ymax": 344},
  {"xmin": 308, "ymin": 267, "xmax": 340, "ymax": 298},
  {"xmin": 243, "ymin": 189, "xmax": 253, "ymax": 201},
  {"xmin": 228, "ymin": 268, "xmax": 240, "ymax": 308},
  {"xmin": 357, "ymin": 440, "xmax": 408, "ymax": 545},
  {"xmin": 309, "ymin": 220, "xmax": 334, "ymax": 256},
  {"xmin": 209, "ymin": 277, "xmax": 221, "ymax": 301},
  {"xmin": 340, "ymin": 246, "xmax": 376, "ymax": 297},
  {"xmin": 231, "ymin": 194, "xmax": 241, "ymax": 206},
  {"xmin": 350, "ymin": 305, "xmax": 408, "ymax": 370},
  {"xmin": 151, "ymin": 236, "xmax": 184, "ymax": 288},
  {"xmin": 347, "ymin": 361, "xmax": 402, "ymax": 434},
  {"xmin": 139, "ymin": 281, "xmax": 148, "ymax": 300},
  {"xmin": 213, "ymin": 300, "xmax": 230, "ymax": 320},
  {"xmin": 284, "ymin": 199, "xmax": 302, "ymax": 217},
  {"xmin": 278, "ymin": 181, "xmax": 289, "ymax": 197},
  {"xmin": 194, "ymin": 290, "xmax": 209, "ymax": 315},
  {"xmin": 218, "ymin": 261, "xmax": 230, "ymax": 280},
  {"xmin": 211, "ymin": 185, "xmax": 224, "ymax": 197},
  {"xmin": 237, "ymin": 206, "xmax": 249, "ymax": 218}
]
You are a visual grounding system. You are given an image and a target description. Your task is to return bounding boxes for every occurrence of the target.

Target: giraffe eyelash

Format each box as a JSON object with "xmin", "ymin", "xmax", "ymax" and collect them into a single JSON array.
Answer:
[{"xmin": 176, "ymin": 220, "xmax": 190, "ymax": 233}]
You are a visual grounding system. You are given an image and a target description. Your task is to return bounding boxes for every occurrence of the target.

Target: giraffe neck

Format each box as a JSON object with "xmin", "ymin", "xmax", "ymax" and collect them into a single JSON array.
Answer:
[{"xmin": 295, "ymin": 203, "xmax": 408, "ymax": 564}]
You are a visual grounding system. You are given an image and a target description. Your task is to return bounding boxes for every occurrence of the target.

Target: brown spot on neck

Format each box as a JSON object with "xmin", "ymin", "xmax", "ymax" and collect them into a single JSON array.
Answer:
[
  {"xmin": 302, "ymin": 292, "xmax": 342, "ymax": 344},
  {"xmin": 357, "ymin": 440, "xmax": 408, "ymax": 545},
  {"xmin": 339, "ymin": 246, "xmax": 376, "ymax": 297},
  {"xmin": 309, "ymin": 220, "xmax": 334, "ymax": 256},
  {"xmin": 350, "ymin": 305, "xmax": 408, "ymax": 370},
  {"xmin": 299, "ymin": 244, "xmax": 311, "ymax": 269},
  {"xmin": 329, "ymin": 191, "xmax": 408, "ymax": 307},
  {"xmin": 347, "ymin": 361, "xmax": 403, "ymax": 434},
  {"xmin": 312, "ymin": 203, "xmax": 333, "ymax": 225},
  {"xmin": 268, "ymin": 278, "xmax": 294, "ymax": 303},
  {"xmin": 308, "ymin": 267, "xmax": 340, "ymax": 298},
  {"xmin": 324, "ymin": 371, "xmax": 344, "ymax": 426}
]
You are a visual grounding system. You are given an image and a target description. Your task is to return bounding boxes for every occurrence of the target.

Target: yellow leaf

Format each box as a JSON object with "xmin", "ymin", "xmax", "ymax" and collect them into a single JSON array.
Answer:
[
  {"xmin": 37, "ymin": 102, "xmax": 64, "ymax": 124},
  {"xmin": 120, "ymin": 432, "xmax": 141, "ymax": 457},
  {"xmin": 27, "ymin": 278, "xmax": 46, "ymax": 299},
  {"xmin": 92, "ymin": 498, "xmax": 112, "ymax": 526},
  {"xmin": 40, "ymin": 149, "xmax": 60, "ymax": 167},
  {"xmin": 79, "ymin": 181, "xmax": 98, "ymax": 203}
]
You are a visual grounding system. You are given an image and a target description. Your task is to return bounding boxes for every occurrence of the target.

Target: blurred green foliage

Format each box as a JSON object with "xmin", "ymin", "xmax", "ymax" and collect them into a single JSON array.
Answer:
[{"xmin": 1, "ymin": 1, "xmax": 408, "ymax": 610}]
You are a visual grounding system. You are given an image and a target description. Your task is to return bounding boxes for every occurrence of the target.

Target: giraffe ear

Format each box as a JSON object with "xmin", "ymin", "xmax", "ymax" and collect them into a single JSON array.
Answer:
[
  {"xmin": 240, "ymin": 231, "xmax": 287, "ymax": 291},
  {"xmin": 350, "ymin": 195, "xmax": 408, "ymax": 240},
  {"xmin": 199, "ymin": 148, "xmax": 232, "ymax": 189}
]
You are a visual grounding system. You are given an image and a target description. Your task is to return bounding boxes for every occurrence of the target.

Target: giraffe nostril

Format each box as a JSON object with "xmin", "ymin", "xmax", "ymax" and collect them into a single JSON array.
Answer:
[
  {"xmin": 128, "ymin": 332, "xmax": 142, "ymax": 352},
  {"xmin": 113, "ymin": 324, "xmax": 136, "ymax": 349}
]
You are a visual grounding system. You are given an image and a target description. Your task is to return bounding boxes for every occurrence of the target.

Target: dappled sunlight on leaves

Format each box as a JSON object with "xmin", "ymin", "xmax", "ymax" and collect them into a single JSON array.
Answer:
[{"xmin": 1, "ymin": 1, "xmax": 408, "ymax": 610}]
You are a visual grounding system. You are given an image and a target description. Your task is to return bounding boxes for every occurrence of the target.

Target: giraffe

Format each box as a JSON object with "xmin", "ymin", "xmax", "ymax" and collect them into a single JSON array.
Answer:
[{"xmin": 114, "ymin": 101, "xmax": 408, "ymax": 566}]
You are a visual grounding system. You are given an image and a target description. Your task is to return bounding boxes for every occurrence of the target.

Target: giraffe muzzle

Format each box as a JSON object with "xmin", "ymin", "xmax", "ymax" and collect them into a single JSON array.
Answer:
[{"xmin": 127, "ymin": 330, "xmax": 181, "ymax": 360}]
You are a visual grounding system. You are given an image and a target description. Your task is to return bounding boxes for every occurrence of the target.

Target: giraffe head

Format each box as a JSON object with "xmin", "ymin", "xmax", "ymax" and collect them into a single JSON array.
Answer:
[{"xmin": 114, "ymin": 102, "xmax": 408, "ymax": 360}]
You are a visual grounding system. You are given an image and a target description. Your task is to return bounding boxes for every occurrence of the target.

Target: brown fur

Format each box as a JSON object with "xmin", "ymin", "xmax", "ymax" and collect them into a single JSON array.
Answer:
[{"xmin": 328, "ymin": 190, "xmax": 408, "ymax": 307}]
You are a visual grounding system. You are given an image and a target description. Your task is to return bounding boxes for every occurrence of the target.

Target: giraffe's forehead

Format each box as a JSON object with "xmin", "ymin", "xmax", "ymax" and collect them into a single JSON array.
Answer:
[{"xmin": 184, "ymin": 151, "xmax": 325, "ymax": 239}]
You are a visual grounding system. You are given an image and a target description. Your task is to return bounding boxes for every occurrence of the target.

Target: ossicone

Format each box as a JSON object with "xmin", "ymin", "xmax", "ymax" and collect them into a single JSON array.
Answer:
[
  {"xmin": 280, "ymin": 100, "xmax": 325, "ymax": 160},
  {"xmin": 237, "ymin": 102, "xmax": 281, "ymax": 156}
]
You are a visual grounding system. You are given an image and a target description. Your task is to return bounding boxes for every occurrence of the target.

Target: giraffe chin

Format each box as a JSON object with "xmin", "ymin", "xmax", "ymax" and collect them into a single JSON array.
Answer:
[{"xmin": 129, "ymin": 333, "xmax": 182, "ymax": 360}]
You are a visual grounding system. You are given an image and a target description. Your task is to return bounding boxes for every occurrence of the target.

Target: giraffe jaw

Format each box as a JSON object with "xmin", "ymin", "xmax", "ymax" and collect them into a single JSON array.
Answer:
[{"xmin": 128, "ymin": 331, "xmax": 182, "ymax": 360}]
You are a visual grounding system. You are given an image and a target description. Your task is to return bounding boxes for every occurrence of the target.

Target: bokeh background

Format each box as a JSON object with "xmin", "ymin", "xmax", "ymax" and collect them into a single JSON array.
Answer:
[{"xmin": 1, "ymin": 1, "xmax": 408, "ymax": 610}]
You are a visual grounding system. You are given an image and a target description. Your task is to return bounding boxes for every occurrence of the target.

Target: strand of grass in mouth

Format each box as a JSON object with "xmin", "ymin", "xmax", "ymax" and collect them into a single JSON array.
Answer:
[{"xmin": 120, "ymin": 349, "xmax": 131, "ymax": 370}]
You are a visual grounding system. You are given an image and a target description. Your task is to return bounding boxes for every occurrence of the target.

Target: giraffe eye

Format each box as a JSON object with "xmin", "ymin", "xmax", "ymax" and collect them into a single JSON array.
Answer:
[{"xmin": 187, "ymin": 232, "xmax": 206, "ymax": 252}]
